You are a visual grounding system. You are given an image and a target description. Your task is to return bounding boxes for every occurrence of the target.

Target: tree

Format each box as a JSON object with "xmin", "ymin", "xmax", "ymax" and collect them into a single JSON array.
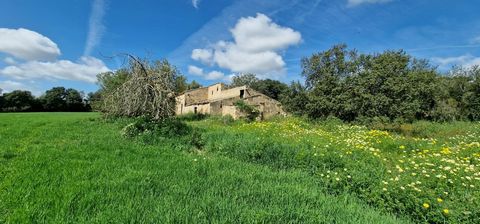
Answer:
[
  {"xmin": 187, "ymin": 80, "xmax": 202, "ymax": 90},
  {"xmin": 229, "ymin": 73, "xmax": 259, "ymax": 88},
  {"xmin": 101, "ymin": 57, "xmax": 179, "ymax": 120},
  {"xmin": 41, "ymin": 87, "xmax": 68, "ymax": 111},
  {"xmin": 86, "ymin": 91, "xmax": 102, "ymax": 111},
  {"xmin": 251, "ymin": 79, "xmax": 288, "ymax": 101},
  {"xmin": 2, "ymin": 90, "xmax": 36, "ymax": 112},
  {"xmin": 280, "ymin": 81, "xmax": 309, "ymax": 116},
  {"xmin": 302, "ymin": 44, "xmax": 358, "ymax": 119},
  {"xmin": 462, "ymin": 66, "xmax": 480, "ymax": 120},
  {"xmin": 0, "ymin": 89, "xmax": 4, "ymax": 111},
  {"xmin": 174, "ymin": 75, "xmax": 202, "ymax": 94},
  {"xmin": 65, "ymin": 88, "xmax": 85, "ymax": 111}
]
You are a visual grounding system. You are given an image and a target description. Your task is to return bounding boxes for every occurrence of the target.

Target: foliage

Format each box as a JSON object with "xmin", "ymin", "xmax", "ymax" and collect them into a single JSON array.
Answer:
[
  {"xmin": 100, "ymin": 56, "xmax": 178, "ymax": 120},
  {"xmin": 0, "ymin": 87, "xmax": 90, "ymax": 112},
  {"xmin": 177, "ymin": 112, "xmax": 209, "ymax": 121},
  {"xmin": 298, "ymin": 44, "xmax": 480, "ymax": 122},
  {"xmin": 39, "ymin": 87, "xmax": 88, "ymax": 112},
  {"xmin": 1, "ymin": 90, "xmax": 38, "ymax": 112},
  {"xmin": 280, "ymin": 81, "xmax": 309, "ymax": 116},
  {"xmin": 229, "ymin": 74, "xmax": 287, "ymax": 101},
  {"xmin": 234, "ymin": 100, "xmax": 260, "ymax": 122},
  {"xmin": 121, "ymin": 116, "xmax": 191, "ymax": 139},
  {"xmin": 175, "ymin": 75, "xmax": 202, "ymax": 93},
  {"xmin": 229, "ymin": 73, "xmax": 259, "ymax": 88}
]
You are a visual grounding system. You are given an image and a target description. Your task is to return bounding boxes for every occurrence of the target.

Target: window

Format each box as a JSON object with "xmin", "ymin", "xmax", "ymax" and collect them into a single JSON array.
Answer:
[
  {"xmin": 240, "ymin": 89, "xmax": 245, "ymax": 99},
  {"xmin": 194, "ymin": 107, "xmax": 197, "ymax": 114},
  {"xmin": 220, "ymin": 103, "xmax": 223, "ymax": 108},
  {"xmin": 217, "ymin": 87, "xmax": 219, "ymax": 91}
]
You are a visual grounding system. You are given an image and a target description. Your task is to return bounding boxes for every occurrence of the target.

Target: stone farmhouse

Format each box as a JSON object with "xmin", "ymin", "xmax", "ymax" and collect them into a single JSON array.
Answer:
[{"xmin": 175, "ymin": 83, "xmax": 285, "ymax": 120}]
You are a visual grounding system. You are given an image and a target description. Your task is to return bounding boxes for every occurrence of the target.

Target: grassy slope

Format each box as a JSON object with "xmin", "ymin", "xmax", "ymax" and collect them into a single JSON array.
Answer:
[
  {"xmin": 189, "ymin": 117, "xmax": 480, "ymax": 223},
  {"xmin": 0, "ymin": 113, "xmax": 407, "ymax": 223}
]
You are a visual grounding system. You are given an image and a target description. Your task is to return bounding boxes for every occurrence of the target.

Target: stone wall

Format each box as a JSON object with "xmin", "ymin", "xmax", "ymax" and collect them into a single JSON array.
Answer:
[
  {"xmin": 175, "ymin": 84, "xmax": 285, "ymax": 119},
  {"xmin": 184, "ymin": 88, "xmax": 208, "ymax": 106}
]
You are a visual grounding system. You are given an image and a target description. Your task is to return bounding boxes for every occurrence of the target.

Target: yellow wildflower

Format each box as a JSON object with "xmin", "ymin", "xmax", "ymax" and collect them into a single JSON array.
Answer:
[
  {"xmin": 437, "ymin": 198, "xmax": 443, "ymax": 203},
  {"xmin": 443, "ymin": 209, "xmax": 449, "ymax": 215},
  {"xmin": 423, "ymin": 203, "xmax": 430, "ymax": 209},
  {"xmin": 399, "ymin": 145, "xmax": 405, "ymax": 150}
]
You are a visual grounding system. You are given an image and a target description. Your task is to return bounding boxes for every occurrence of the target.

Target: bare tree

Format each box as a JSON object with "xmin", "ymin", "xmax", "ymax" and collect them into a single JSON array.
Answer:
[{"xmin": 101, "ymin": 55, "xmax": 178, "ymax": 120}]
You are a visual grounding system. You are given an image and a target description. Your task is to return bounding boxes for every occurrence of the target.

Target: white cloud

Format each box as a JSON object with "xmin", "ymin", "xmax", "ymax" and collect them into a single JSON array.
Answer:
[
  {"xmin": 188, "ymin": 65, "xmax": 204, "ymax": 76},
  {"xmin": 0, "ymin": 80, "xmax": 31, "ymax": 93},
  {"xmin": 432, "ymin": 54, "xmax": 480, "ymax": 70},
  {"xmin": 191, "ymin": 13, "xmax": 301, "ymax": 77},
  {"xmin": 213, "ymin": 42, "xmax": 286, "ymax": 74},
  {"xmin": 205, "ymin": 71, "xmax": 225, "ymax": 80},
  {"xmin": 0, "ymin": 28, "xmax": 61, "ymax": 61},
  {"xmin": 0, "ymin": 56, "xmax": 110, "ymax": 83},
  {"xmin": 192, "ymin": 0, "xmax": 201, "ymax": 9},
  {"xmin": 187, "ymin": 64, "xmax": 225, "ymax": 80},
  {"xmin": 230, "ymin": 13, "xmax": 302, "ymax": 53},
  {"xmin": 84, "ymin": 0, "xmax": 107, "ymax": 56},
  {"xmin": 347, "ymin": 0, "xmax": 393, "ymax": 7},
  {"xmin": 191, "ymin": 48, "xmax": 213, "ymax": 64}
]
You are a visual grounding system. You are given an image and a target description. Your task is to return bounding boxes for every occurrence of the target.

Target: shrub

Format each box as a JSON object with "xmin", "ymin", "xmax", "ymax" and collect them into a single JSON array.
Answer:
[
  {"xmin": 120, "ymin": 117, "xmax": 191, "ymax": 138},
  {"xmin": 234, "ymin": 100, "xmax": 260, "ymax": 122},
  {"xmin": 177, "ymin": 112, "xmax": 209, "ymax": 121}
]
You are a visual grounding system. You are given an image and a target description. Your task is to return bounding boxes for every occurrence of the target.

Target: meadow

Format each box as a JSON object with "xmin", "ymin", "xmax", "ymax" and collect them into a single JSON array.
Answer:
[
  {"xmin": 191, "ymin": 117, "xmax": 480, "ymax": 223},
  {"xmin": 1, "ymin": 113, "xmax": 479, "ymax": 223},
  {"xmin": 0, "ymin": 113, "xmax": 407, "ymax": 223}
]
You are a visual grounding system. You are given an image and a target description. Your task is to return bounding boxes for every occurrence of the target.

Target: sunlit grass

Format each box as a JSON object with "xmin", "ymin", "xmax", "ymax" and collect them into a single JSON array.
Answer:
[
  {"xmin": 192, "ymin": 117, "xmax": 480, "ymax": 223},
  {"xmin": 0, "ymin": 113, "xmax": 407, "ymax": 223}
]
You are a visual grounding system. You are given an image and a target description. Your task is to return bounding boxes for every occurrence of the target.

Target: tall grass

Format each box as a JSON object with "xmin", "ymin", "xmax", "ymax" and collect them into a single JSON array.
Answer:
[
  {"xmin": 0, "ymin": 113, "xmax": 407, "ymax": 223},
  {"xmin": 191, "ymin": 117, "xmax": 480, "ymax": 223}
]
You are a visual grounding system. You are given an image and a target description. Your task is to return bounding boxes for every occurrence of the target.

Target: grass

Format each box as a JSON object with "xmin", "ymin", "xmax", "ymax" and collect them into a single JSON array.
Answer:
[
  {"xmin": 0, "ymin": 113, "xmax": 407, "ymax": 223},
  {"xmin": 190, "ymin": 117, "xmax": 480, "ymax": 223}
]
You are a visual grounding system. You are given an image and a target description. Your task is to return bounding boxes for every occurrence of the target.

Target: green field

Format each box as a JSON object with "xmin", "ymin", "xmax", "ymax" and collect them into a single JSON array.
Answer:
[
  {"xmin": 1, "ymin": 113, "xmax": 479, "ymax": 223},
  {"xmin": 0, "ymin": 113, "xmax": 407, "ymax": 223}
]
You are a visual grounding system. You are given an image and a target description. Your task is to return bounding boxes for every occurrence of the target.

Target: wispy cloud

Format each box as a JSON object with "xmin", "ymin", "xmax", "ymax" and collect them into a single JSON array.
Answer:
[
  {"xmin": 84, "ymin": 0, "xmax": 107, "ymax": 56},
  {"xmin": 192, "ymin": 0, "xmax": 201, "ymax": 9},
  {"xmin": 406, "ymin": 44, "xmax": 480, "ymax": 52},
  {"xmin": 471, "ymin": 36, "xmax": 480, "ymax": 44},
  {"xmin": 432, "ymin": 54, "xmax": 480, "ymax": 70},
  {"xmin": 347, "ymin": 0, "xmax": 393, "ymax": 7}
]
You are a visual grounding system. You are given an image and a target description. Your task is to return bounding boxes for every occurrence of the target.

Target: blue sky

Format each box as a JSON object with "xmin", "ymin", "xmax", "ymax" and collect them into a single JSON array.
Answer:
[{"xmin": 1, "ymin": 0, "xmax": 480, "ymax": 95}]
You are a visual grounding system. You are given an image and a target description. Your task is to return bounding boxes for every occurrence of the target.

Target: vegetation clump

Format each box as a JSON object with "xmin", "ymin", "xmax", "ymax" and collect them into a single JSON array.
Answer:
[{"xmin": 234, "ymin": 100, "xmax": 260, "ymax": 122}]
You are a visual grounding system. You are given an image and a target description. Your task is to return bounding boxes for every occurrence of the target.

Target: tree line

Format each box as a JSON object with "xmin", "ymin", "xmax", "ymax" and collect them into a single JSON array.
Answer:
[
  {"xmin": 229, "ymin": 44, "xmax": 480, "ymax": 122},
  {"xmin": 0, "ymin": 87, "xmax": 91, "ymax": 112},
  {"xmin": 3, "ymin": 44, "xmax": 479, "ymax": 122}
]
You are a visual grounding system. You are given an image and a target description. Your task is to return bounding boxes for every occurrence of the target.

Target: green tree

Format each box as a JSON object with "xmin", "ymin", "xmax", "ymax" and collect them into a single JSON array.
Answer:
[
  {"xmin": 41, "ymin": 87, "xmax": 68, "ymax": 111},
  {"xmin": 187, "ymin": 80, "xmax": 202, "ymax": 90},
  {"xmin": 65, "ymin": 88, "xmax": 85, "ymax": 111},
  {"xmin": 251, "ymin": 79, "xmax": 288, "ymax": 101},
  {"xmin": 302, "ymin": 44, "xmax": 358, "ymax": 119},
  {"xmin": 280, "ymin": 81, "xmax": 309, "ymax": 116},
  {"xmin": 462, "ymin": 66, "xmax": 480, "ymax": 120},
  {"xmin": 229, "ymin": 73, "xmax": 259, "ymax": 88},
  {"xmin": 2, "ymin": 90, "xmax": 37, "ymax": 112}
]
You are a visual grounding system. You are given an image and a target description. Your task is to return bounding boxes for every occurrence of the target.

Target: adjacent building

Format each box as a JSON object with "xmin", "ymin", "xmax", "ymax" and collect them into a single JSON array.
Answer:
[{"xmin": 175, "ymin": 83, "xmax": 285, "ymax": 120}]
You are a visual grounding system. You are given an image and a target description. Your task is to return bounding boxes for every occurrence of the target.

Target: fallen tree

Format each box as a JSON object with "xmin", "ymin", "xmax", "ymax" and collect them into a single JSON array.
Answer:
[{"xmin": 101, "ymin": 55, "xmax": 178, "ymax": 120}]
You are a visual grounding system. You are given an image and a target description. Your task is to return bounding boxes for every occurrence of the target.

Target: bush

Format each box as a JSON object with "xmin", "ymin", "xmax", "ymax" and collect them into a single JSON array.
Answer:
[
  {"xmin": 177, "ymin": 112, "xmax": 209, "ymax": 121},
  {"xmin": 234, "ymin": 100, "xmax": 260, "ymax": 122},
  {"xmin": 120, "ymin": 117, "xmax": 191, "ymax": 139}
]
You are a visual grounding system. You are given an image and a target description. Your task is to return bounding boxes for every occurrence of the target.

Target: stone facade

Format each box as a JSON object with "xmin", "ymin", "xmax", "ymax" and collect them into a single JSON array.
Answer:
[{"xmin": 175, "ymin": 83, "xmax": 285, "ymax": 119}]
